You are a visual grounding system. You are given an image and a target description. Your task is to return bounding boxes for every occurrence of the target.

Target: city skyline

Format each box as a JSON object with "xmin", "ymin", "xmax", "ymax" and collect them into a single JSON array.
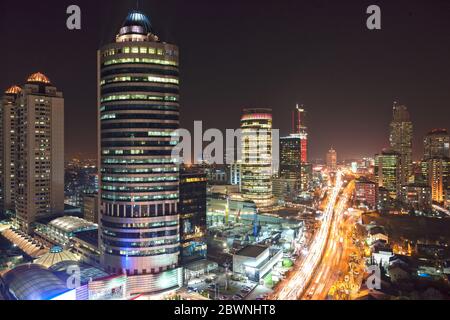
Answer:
[
  {"xmin": 1, "ymin": 0, "xmax": 449, "ymax": 160},
  {"xmin": 1, "ymin": 1, "xmax": 450, "ymax": 304}
]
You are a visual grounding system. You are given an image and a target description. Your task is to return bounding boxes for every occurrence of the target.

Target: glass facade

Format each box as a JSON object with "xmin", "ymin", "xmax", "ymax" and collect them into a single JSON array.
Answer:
[
  {"xmin": 375, "ymin": 150, "xmax": 400, "ymax": 199},
  {"xmin": 98, "ymin": 11, "xmax": 181, "ymax": 277},
  {"xmin": 179, "ymin": 165, "xmax": 207, "ymax": 264},
  {"xmin": 241, "ymin": 109, "xmax": 274, "ymax": 210}
]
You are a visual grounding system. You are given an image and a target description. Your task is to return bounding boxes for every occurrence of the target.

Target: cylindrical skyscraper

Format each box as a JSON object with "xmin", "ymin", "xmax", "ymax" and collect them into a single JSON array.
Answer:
[
  {"xmin": 241, "ymin": 108, "xmax": 274, "ymax": 210},
  {"xmin": 98, "ymin": 10, "xmax": 181, "ymax": 287}
]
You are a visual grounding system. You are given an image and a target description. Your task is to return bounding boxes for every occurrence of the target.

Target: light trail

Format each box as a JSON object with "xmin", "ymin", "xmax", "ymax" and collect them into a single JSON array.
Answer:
[
  {"xmin": 301, "ymin": 180, "xmax": 355, "ymax": 300},
  {"xmin": 432, "ymin": 204, "xmax": 450, "ymax": 216},
  {"xmin": 275, "ymin": 171, "xmax": 344, "ymax": 300}
]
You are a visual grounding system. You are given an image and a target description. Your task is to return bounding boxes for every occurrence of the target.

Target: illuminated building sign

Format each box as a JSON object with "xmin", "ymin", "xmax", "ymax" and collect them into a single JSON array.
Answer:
[{"xmin": 88, "ymin": 275, "xmax": 127, "ymax": 300}]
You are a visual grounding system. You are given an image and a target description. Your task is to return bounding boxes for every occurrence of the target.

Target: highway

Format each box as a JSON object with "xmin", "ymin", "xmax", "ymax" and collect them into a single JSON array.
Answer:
[
  {"xmin": 273, "ymin": 171, "xmax": 344, "ymax": 300},
  {"xmin": 301, "ymin": 180, "xmax": 356, "ymax": 300}
]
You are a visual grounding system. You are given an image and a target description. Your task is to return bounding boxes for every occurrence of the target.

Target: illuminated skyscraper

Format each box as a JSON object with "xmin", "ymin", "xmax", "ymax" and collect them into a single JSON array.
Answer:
[
  {"xmin": 15, "ymin": 73, "xmax": 65, "ymax": 233},
  {"xmin": 280, "ymin": 135, "xmax": 301, "ymax": 180},
  {"xmin": 326, "ymin": 148, "xmax": 337, "ymax": 170},
  {"xmin": 423, "ymin": 129, "xmax": 450, "ymax": 160},
  {"xmin": 1, "ymin": 86, "xmax": 21, "ymax": 215},
  {"xmin": 375, "ymin": 150, "xmax": 401, "ymax": 199},
  {"xmin": 292, "ymin": 105, "xmax": 308, "ymax": 163},
  {"xmin": 241, "ymin": 108, "xmax": 274, "ymax": 210},
  {"xmin": 427, "ymin": 157, "xmax": 450, "ymax": 203},
  {"xmin": 389, "ymin": 103, "xmax": 413, "ymax": 185},
  {"xmin": 98, "ymin": 9, "xmax": 182, "ymax": 288},
  {"xmin": 289, "ymin": 105, "xmax": 311, "ymax": 192}
]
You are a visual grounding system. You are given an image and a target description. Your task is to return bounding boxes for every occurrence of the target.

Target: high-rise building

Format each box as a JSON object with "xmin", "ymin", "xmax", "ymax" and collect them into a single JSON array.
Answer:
[
  {"xmin": 427, "ymin": 157, "xmax": 450, "ymax": 203},
  {"xmin": 98, "ymin": 9, "xmax": 182, "ymax": 286},
  {"xmin": 179, "ymin": 165, "xmax": 207, "ymax": 264},
  {"xmin": 241, "ymin": 108, "xmax": 274, "ymax": 210},
  {"xmin": 280, "ymin": 135, "xmax": 301, "ymax": 181},
  {"xmin": 14, "ymin": 73, "xmax": 65, "ymax": 233},
  {"xmin": 1, "ymin": 86, "xmax": 21, "ymax": 215},
  {"xmin": 423, "ymin": 129, "xmax": 450, "ymax": 160},
  {"xmin": 389, "ymin": 103, "xmax": 413, "ymax": 185},
  {"xmin": 326, "ymin": 148, "xmax": 337, "ymax": 170},
  {"xmin": 292, "ymin": 105, "xmax": 308, "ymax": 163},
  {"xmin": 279, "ymin": 133, "xmax": 312, "ymax": 197},
  {"xmin": 375, "ymin": 150, "xmax": 400, "ymax": 199}
]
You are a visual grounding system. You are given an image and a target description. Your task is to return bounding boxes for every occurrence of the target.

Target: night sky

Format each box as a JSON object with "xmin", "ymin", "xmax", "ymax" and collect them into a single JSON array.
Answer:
[{"xmin": 1, "ymin": 0, "xmax": 449, "ymax": 161}]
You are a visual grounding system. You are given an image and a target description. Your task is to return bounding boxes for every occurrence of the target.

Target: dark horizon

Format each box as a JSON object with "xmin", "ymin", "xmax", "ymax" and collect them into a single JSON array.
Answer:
[{"xmin": 1, "ymin": 0, "xmax": 449, "ymax": 161}]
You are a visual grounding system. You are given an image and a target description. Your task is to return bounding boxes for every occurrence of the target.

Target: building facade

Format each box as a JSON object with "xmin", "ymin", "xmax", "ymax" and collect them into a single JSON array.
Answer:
[
  {"xmin": 98, "ymin": 10, "xmax": 181, "ymax": 280},
  {"xmin": 1, "ymin": 86, "xmax": 21, "ymax": 215},
  {"xmin": 355, "ymin": 178, "xmax": 377, "ymax": 209},
  {"xmin": 13, "ymin": 74, "xmax": 64, "ymax": 233},
  {"xmin": 83, "ymin": 193, "xmax": 99, "ymax": 224},
  {"xmin": 375, "ymin": 150, "xmax": 400, "ymax": 199},
  {"xmin": 179, "ymin": 165, "xmax": 207, "ymax": 264},
  {"xmin": 427, "ymin": 157, "xmax": 450, "ymax": 203},
  {"xmin": 401, "ymin": 183, "xmax": 432, "ymax": 212},
  {"xmin": 240, "ymin": 108, "xmax": 274, "ymax": 210},
  {"xmin": 280, "ymin": 135, "xmax": 301, "ymax": 180},
  {"xmin": 423, "ymin": 129, "xmax": 450, "ymax": 160}
]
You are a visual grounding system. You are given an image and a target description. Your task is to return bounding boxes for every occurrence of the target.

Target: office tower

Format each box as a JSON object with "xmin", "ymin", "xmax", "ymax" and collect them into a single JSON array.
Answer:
[
  {"xmin": 427, "ymin": 157, "xmax": 450, "ymax": 203},
  {"xmin": 423, "ymin": 129, "xmax": 450, "ymax": 160},
  {"xmin": 179, "ymin": 165, "xmax": 207, "ymax": 264},
  {"xmin": 293, "ymin": 105, "xmax": 311, "ymax": 191},
  {"xmin": 326, "ymin": 148, "xmax": 337, "ymax": 170},
  {"xmin": 389, "ymin": 103, "xmax": 413, "ymax": 185},
  {"xmin": 1, "ymin": 86, "xmax": 21, "ymax": 215},
  {"xmin": 375, "ymin": 150, "xmax": 400, "ymax": 199},
  {"xmin": 280, "ymin": 135, "xmax": 301, "ymax": 181},
  {"xmin": 13, "ymin": 73, "xmax": 64, "ymax": 233},
  {"xmin": 98, "ymin": 10, "xmax": 182, "ymax": 282},
  {"xmin": 292, "ymin": 105, "xmax": 308, "ymax": 163},
  {"xmin": 241, "ymin": 108, "xmax": 274, "ymax": 210}
]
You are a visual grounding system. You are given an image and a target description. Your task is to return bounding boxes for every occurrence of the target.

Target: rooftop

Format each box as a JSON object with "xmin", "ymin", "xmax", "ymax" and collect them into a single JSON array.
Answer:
[
  {"xmin": 49, "ymin": 261, "xmax": 108, "ymax": 285},
  {"xmin": 48, "ymin": 216, "xmax": 97, "ymax": 234},
  {"xmin": 27, "ymin": 72, "xmax": 51, "ymax": 84},
  {"xmin": 73, "ymin": 229, "xmax": 99, "ymax": 248},
  {"xmin": 1, "ymin": 264, "xmax": 69, "ymax": 300},
  {"xmin": 34, "ymin": 246, "xmax": 80, "ymax": 268},
  {"xmin": 4, "ymin": 85, "xmax": 21, "ymax": 95},
  {"xmin": 235, "ymin": 245, "xmax": 269, "ymax": 258}
]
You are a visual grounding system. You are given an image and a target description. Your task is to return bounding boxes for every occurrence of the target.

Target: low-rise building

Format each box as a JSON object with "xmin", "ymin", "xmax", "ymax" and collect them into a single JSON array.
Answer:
[
  {"xmin": 401, "ymin": 183, "xmax": 431, "ymax": 212},
  {"xmin": 232, "ymin": 245, "xmax": 283, "ymax": 282}
]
